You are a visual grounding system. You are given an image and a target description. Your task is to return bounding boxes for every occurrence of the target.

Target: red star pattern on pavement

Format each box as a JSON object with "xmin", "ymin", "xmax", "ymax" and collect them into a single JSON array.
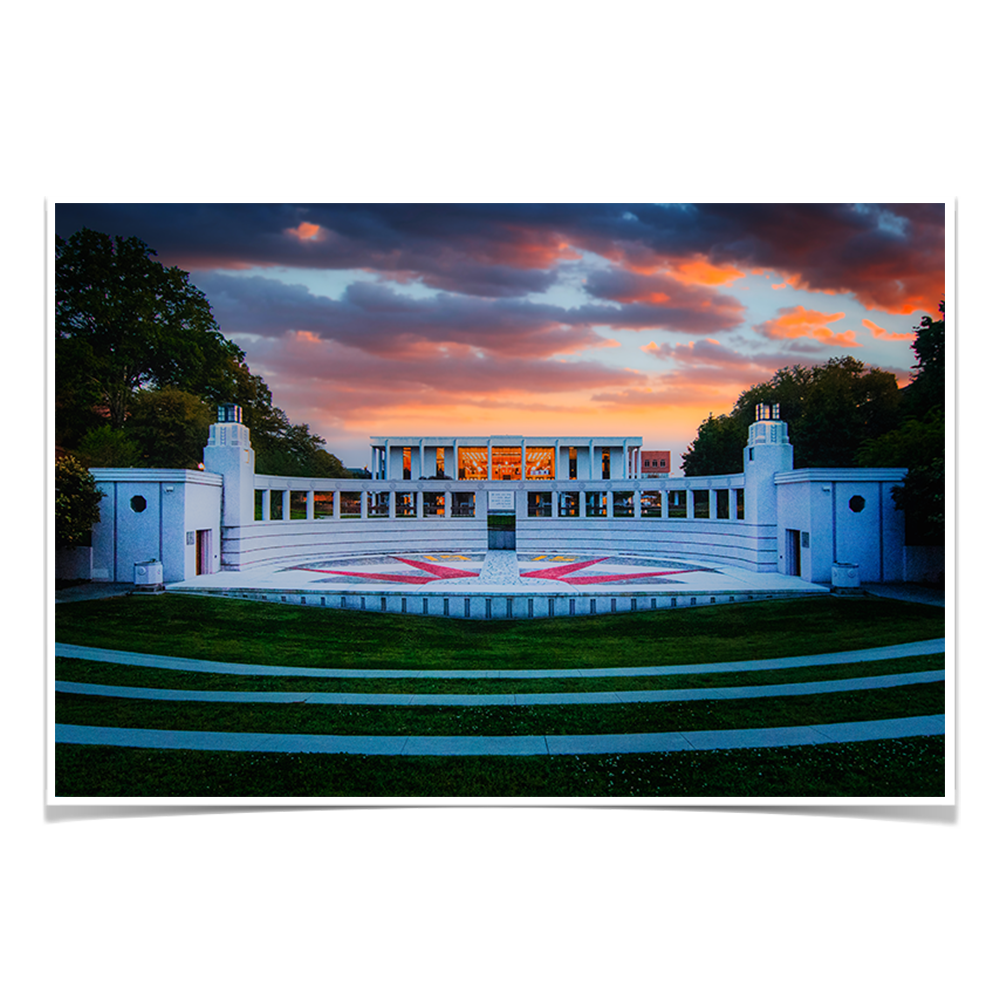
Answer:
[
  {"xmin": 290, "ymin": 558, "xmax": 480, "ymax": 586},
  {"xmin": 520, "ymin": 557, "xmax": 699, "ymax": 585}
]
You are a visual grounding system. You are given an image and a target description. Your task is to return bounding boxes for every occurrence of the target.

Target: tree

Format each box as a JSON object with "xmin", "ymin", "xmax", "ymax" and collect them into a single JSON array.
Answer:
[
  {"xmin": 75, "ymin": 426, "xmax": 143, "ymax": 468},
  {"xmin": 902, "ymin": 301, "xmax": 945, "ymax": 417},
  {"xmin": 221, "ymin": 358, "xmax": 351, "ymax": 477},
  {"xmin": 56, "ymin": 228, "xmax": 243, "ymax": 438},
  {"xmin": 55, "ymin": 455, "xmax": 104, "ymax": 549},
  {"xmin": 126, "ymin": 387, "xmax": 214, "ymax": 469},
  {"xmin": 681, "ymin": 357, "xmax": 902, "ymax": 475},
  {"xmin": 56, "ymin": 229, "xmax": 352, "ymax": 477},
  {"xmin": 679, "ymin": 413, "xmax": 747, "ymax": 477},
  {"xmin": 863, "ymin": 302, "xmax": 946, "ymax": 545}
]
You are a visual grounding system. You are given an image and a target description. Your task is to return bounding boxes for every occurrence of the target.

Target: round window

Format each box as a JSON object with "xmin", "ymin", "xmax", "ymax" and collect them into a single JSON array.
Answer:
[
  {"xmin": 130, "ymin": 495, "xmax": 147, "ymax": 513},
  {"xmin": 848, "ymin": 495, "xmax": 866, "ymax": 513}
]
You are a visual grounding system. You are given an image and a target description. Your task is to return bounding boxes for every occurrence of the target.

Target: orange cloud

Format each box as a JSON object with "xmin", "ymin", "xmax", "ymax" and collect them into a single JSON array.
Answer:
[
  {"xmin": 287, "ymin": 222, "xmax": 322, "ymax": 241},
  {"xmin": 754, "ymin": 305, "xmax": 858, "ymax": 347},
  {"xmin": 771, "ymin": 282, "xmax": 787, "ymax": 290},
  {"xmin": 667, "ymin": 256, "xmax": 745, "ymax": 286},
  {"xmin": 862, "ymin": 318, "xmax": 913, "ymax": 341}
]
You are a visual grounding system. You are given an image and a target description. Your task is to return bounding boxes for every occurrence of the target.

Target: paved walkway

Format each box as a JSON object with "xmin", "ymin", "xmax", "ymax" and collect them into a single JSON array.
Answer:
[
  {"xmin": 55, "ymin": 715, "xmax": 946, "ymax": 755},
  {"xmin": 863, "ymin": 584, "xmax": 946, "ymax": 607},
  {"xmin": 54, "ymin": 638, "xmax": 947, "ymax": 757},
  {"xmin": 55, "ymin": 669, "xmax": 943, "ymax": 706},
  {"xmin": 55, "ymin": 583, "xmax": 134, "ymax": 604},
  {"xmin": 54, "ymin": 638, "xmax": 945, "ymax": 679}
]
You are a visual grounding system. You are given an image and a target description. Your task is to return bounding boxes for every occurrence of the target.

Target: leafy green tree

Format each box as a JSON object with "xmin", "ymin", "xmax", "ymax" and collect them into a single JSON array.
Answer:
[
  {"xmin": 682, "ymin": 357, "xmax": 901, "ymax": 475},
  {"xmin": 892, "ymin": 457, "xmax": 945, "ymax": 545},
  {"xmin": 56, "ymin": 228, "xmax": 243, "ymax": 437},
  {"xmin": 221, "ymin": 359, "xmax": 351, "ymax": 477},
  {"xmin": 679, "ymin": 413, "xmax": 747, "ymax": 477},
  {"xmin": 55, "ymin": 455, "xmax": 104, "ymax": 549},
  {"xmin": 75, "ymin": 426, "xmax": 143, "ymax": 468},
  {"xmin": 126, "ymin": 387, "xmax": 214, "ymax": 469},
  {"xmin": 863, "ymin": 302, "xmax": 946, "ymax": 545},
  {"xmin": 57, "ymin": 229, "xmax": 352, "ymax": 476},
  {"xmin": 902, "ymin": 302, "xmax": 945, "ymax": 417},
  {"xmin": 856, "ymin": 411, "xmax": 944, "ymax": 469}
]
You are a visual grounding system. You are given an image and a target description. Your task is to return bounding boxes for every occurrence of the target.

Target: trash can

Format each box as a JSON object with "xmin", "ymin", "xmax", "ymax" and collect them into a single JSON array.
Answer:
[
  {"xmin": 831, "ymin": 562, "xmax": 860, "ymax": 590},
  {"xmin": 134, "ymin": 559, "xmax": 165, "ymax": 592}
]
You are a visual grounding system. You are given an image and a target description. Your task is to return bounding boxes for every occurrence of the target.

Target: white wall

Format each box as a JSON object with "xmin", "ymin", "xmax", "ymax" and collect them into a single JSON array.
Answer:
[
  {"xmin": 775, "ymin": 470, "xmax": 906, "ymax": 584},
  {"xmin": 90, "ymin": 470, "xmax": 223, "ymax": 583},
  {"xmin": 223, "ymin": 474, "xmax": 776, "ymax": 573}
]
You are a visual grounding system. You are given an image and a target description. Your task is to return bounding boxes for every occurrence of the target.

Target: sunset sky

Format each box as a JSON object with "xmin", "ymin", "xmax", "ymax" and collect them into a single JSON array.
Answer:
[{"xmin": 55, "ymin": 203, "xmax": 945, "ymax": 471}]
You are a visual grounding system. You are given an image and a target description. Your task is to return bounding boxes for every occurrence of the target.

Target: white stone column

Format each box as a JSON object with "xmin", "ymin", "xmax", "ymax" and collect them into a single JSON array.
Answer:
[
  {"xmin": 306, "ymin": 490, "xmax": 315, "ymax": 520},
  {"xmin": 521, "ymin": 440, "xmax": 526, "ymax": 481},
  {"xmin": 262, "ymin": 489, "xmax": 271, "ymax": 521},
  {"xmin": 282, "ymin": 490, "xmax": 290, "ymax": 521}
]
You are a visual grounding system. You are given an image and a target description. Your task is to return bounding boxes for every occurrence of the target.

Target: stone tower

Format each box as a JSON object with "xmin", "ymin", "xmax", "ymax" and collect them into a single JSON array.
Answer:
[
  {"xmin": 742, "ymin": 402, "xmax": 793, "ymax": 526},
  {"xmin": 202, "ymin": 404, "xmax": 255, "ymax": 528}
]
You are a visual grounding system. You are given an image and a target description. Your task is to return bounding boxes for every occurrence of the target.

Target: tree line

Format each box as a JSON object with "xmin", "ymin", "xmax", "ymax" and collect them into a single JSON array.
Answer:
[
  {"xmin": 55, "ymin": 228, "xmax": 353, "ymax": 478},
  {"xmin": 680, "ymin": 304, "xmax": 945, "ymax": 544}
]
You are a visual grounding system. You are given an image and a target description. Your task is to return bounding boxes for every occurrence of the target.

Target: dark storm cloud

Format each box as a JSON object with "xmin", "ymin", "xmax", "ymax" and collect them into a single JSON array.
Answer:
[
  {"xmin": 194, "ymin": 270, "xmax": 745, "ymax": 359},
  {"xmin": 55, "ymin": 202, "xmax": 945, "ymax": 314}
]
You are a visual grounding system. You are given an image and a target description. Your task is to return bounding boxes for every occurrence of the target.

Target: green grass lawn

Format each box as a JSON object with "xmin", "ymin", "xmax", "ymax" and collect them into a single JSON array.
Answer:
[
  {"xmin": 56, "ymin": 593, "xmax": 944, "ymax": 671},
  {"xmin": 54, "ymin": 738, "xmax": 945, "ymax": 797},
  {"xmin": 54, "ymin": 652, "xmax": 944, "ymax": 695},
  {"xmin": 53, "ymin": 593, "xmax": 948, "ymax": 798},
  {"xmin": 55, "ymin": 684, "xmax": 944, "ymax": 737}
]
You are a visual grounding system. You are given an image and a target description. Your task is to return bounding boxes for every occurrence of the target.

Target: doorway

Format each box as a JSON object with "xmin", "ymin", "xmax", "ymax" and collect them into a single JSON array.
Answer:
[
  {"xmin": 196, "ymin": 529, "xmax": 212, "ymax": 575},
  {"xmin": 786, "ymin": 529, "xmax": 801, "ymax": 576}
]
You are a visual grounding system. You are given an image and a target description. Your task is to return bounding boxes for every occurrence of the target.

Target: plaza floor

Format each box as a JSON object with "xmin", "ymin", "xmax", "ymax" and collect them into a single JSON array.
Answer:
[{"xmin": 166, "ymin": 548, "xmax": 829, "ymax": 616}]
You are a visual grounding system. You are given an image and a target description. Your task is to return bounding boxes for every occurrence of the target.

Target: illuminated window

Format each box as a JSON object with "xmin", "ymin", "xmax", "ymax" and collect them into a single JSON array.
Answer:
[
  {"xmin": 558, "ymin": 492, "xmax": 580, "ymax": 517},
  {"xmin": 568, "ymin": 447, "xmax": 577, "ymax": 480},
  {"xmin": 492, "ymin": 447, "xmax": 522, "ymax": 481},
  {"xmin": 402, "ymin": 447, "xmax": 411, "ymax": 480},
  {"xmin": 585, "ymin": 491, "xmax": 607, "ymax": 517},
  {"xmin": 528, "ymin": 492, "xmax": 552, "ymax": 517},
  {"xmin": 457, "ymin": 447, "xmax": 488, "ymax": 480},
  {"xmin": 436, "ymin": 447, "xmax": 445, "ymax": 477},
  {"xmin": 668, "ymin": 490, "xmax": 687, "ymax": 518},
  {"xmin": 602, "ymin": 448, "xmax": 611, "ymax": 479},
  {"xmin": 525, "ymin": 447, "xmax": 555, "ymax": 479}
]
